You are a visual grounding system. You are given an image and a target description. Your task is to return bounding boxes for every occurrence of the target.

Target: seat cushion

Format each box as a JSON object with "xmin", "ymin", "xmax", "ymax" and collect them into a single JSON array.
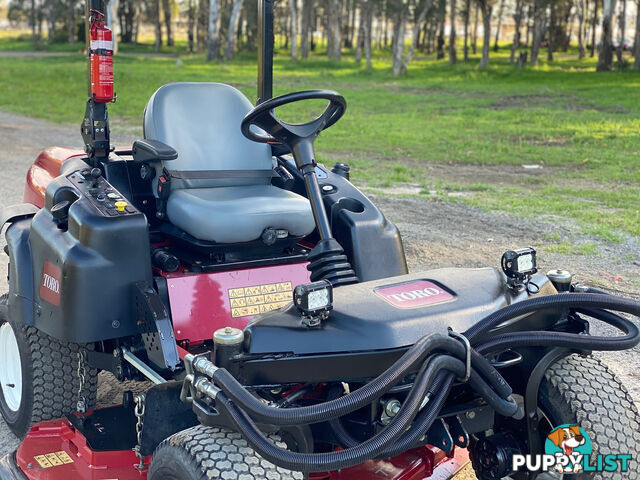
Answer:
[
  {"xmin": 144, "ymin": 82, "xmax": 273, "ymax": 190},
  {"xmin": 166, "ymin": 185, "xmax": 315, "ymax": 244}
]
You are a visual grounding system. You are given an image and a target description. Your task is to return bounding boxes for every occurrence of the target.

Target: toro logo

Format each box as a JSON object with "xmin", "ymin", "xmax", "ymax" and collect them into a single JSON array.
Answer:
[
  {"xmin": 40, "ymin": 261, "xmax": 61, "ymax": 306},
  {"xmin": 374, "ymin": 280, "xmax": 454, "ymax": 309}
]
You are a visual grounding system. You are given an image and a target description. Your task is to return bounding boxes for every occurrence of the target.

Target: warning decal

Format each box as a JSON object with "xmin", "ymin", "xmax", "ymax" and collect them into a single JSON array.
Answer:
[
  {"xmin": 228, "ymin": 282, "xmax": 293, "ymax": 318},
  {"xmin": 34, "ymin": 451, "xmax": 74, "ymax": 469}
]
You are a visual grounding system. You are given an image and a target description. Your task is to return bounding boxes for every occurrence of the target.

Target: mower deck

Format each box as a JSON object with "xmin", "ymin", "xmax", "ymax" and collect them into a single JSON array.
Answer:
[{"xmin": 1, "ymin": 405, "xmax": 468, "ymax": 480}]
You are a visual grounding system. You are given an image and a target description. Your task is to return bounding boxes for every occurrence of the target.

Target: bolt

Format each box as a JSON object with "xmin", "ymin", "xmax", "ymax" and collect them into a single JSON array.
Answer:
[
  {"xmin": 225, "ymin": 327, "xmax": 233, "ymax": 334},
  {"xmin": 466, "ymin": 411, "xmax": 476, "ymax": 420},
  {"xmin": 112, "ymin": 320, "xmax": 120, "ymax": 329},
  {"xmin": 385, "ymin": 399, "xmax": 401, "ymax": 417}
]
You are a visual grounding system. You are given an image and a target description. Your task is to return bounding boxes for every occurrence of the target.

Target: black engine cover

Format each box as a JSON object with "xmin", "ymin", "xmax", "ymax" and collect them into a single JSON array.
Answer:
[{"xmin": 242, "ymin": 268, "xmax": 556, "ymax": 384}]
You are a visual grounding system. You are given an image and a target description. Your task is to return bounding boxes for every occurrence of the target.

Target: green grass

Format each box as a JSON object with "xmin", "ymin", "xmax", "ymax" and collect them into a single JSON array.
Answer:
[{"xmin": 0, "ymin": 38, "xmax": 639, "ymax": 240}]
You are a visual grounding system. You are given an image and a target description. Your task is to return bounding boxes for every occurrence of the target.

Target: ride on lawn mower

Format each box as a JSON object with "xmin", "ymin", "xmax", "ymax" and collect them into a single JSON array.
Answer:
[{"xmin": 1, "ymin": 2, "xmax": 640, "ymax": 480}]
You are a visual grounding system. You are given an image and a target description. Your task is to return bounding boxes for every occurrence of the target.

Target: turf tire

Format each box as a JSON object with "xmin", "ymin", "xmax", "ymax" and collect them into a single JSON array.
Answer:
[
  {"xmin": 0, "ymin": 293, "xmax": 98, "ymax": 438},
  {"xmin": 537, "ymin": 354, "xmax": 640, "ymax": 479},
  {"xmin": 148, "ymin": 425, "xmax": 304, "ymax": 480}
]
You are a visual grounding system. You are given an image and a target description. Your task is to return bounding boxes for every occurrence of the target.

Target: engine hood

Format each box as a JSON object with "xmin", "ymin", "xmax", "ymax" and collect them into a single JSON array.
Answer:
[{"xmin": 245, "ymin": 267, "xmax": 555, "ymax": 356}]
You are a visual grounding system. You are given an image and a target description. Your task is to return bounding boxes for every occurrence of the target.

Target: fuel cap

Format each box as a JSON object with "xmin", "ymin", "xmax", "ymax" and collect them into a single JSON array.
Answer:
[{"xmin": 213, "ymin": 327, "xmax": 244, "ymax": 345}]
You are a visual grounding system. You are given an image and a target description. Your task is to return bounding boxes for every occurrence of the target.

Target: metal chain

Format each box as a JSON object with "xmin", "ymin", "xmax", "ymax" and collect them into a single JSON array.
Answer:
[
  {"xmin": 134, "ymin": 393, "xmax": 146, "ymax": 471},
  {"xmin": 76, "ymin": 351, "xmax": 87, "ymax": 414}
]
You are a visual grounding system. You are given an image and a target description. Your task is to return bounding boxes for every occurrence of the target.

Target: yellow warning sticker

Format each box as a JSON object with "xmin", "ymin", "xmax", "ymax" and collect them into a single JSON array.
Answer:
[
  {"xmin": 229, "ymin": 281, "xmax": 293, "ymax": 318},
  {"xmin": 34, "ymin": 451, "xmax": 74, "ymax": 469}
]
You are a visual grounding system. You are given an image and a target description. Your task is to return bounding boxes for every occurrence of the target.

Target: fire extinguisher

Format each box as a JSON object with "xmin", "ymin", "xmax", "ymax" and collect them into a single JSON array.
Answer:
[{"xmin": 89, "ymin": 9, "xmax": 114, "ymax": 103}]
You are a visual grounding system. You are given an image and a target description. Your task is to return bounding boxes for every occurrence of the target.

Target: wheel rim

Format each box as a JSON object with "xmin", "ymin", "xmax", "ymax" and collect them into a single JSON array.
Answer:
[{"xmin": 0, "ymin": 323, "xmax": 23, "ymax": 412}]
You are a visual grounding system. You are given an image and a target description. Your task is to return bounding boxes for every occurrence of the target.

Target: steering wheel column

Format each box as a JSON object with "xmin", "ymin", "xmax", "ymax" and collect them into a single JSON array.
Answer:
[{"xmin": 241, "ymin": 90, "xmax": 357, "ymax": 287}]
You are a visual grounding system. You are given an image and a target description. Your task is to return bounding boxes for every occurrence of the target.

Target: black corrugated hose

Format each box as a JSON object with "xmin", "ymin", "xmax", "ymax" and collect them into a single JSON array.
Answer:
[{"xmin": 207, "ymin": 291, "xmax": 640, "ymax": 473}]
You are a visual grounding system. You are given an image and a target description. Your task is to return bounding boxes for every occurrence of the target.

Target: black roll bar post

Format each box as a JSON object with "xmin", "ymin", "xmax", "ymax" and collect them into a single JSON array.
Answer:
[{"xmin": 257, "ymin": 0, "xmax": 275, "ymax": 104}]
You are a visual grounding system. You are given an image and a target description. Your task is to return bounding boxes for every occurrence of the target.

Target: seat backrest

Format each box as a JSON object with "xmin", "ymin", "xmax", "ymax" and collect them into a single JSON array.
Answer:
[{"xmin": 144, "ymin": 82, "xmax": 272, "ymax": 189}]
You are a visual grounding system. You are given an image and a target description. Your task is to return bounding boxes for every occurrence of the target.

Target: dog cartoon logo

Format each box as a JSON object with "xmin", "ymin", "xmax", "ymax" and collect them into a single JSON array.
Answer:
[{"xmin": 544, "ymin": 424, "xmax": 592, "ymax": 474}]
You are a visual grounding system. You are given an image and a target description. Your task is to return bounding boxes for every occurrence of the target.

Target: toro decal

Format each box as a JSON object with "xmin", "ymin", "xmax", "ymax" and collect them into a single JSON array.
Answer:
[
  {"xmin": 40, "ymin": 261, "xmax": 61, "ymax": 306},
  {"xmin": 374, "ymin": 280, "xmax": 454, "ymax": 309}
]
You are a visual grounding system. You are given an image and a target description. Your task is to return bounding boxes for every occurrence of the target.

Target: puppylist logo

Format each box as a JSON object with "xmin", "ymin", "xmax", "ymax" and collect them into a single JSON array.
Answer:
[{"xmin": 512, "ymin": 424, "xmax": 632, "ymax": 474}]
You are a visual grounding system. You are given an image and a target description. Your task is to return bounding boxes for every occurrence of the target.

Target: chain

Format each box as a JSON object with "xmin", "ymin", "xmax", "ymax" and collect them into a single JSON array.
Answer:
[
  {"xmin": 133, "ymin": 393, "xmax": 146, "ymax": 471},
  {"xmin": 76, "ymin": 351, "xmax": 87, "ymax": 414}
]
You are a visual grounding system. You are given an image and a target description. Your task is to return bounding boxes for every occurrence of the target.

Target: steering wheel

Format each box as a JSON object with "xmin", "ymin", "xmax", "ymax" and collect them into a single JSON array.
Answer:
[
  {"xmin": 241, "ymin": 90, "xmax": 347, "ymax": 244},
  {"xmin": 241, "ymin": 90, "xmax": 346, "ymax": 153}
]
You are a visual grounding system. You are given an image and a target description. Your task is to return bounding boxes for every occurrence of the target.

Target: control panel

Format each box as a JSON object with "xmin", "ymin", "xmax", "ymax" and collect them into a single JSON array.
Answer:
[{"xmin": 67, "ymin": 168, "xmax": 139, "ymax": 217}]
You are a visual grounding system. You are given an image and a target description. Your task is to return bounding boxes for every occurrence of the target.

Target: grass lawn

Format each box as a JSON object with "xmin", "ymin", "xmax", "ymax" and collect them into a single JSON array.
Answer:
[{"xmin": 0, "ymin": 41, "xmax": 638, "ymax": 241}]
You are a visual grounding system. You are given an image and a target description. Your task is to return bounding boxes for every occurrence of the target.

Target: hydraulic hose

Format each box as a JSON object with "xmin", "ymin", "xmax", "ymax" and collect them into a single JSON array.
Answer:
[
  {"xmin": 215, "ymin": 355, "xmax": 466, "ymax": 472},
  {"xmin": 211, "ymin": 333, "xmax": 473, "ymax": 425},
  {"xmin": 464, "ymin": 292, "xmax": 640, "ymax": 343},
  {"xmin": 476, "ymin": 308, "xmax": 640, "ymax": 355}
]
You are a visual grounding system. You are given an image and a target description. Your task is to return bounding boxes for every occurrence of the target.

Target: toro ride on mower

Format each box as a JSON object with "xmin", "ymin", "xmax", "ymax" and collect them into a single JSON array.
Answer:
[{"xmin": 1, "ymin": 2, "xmax": 640, "ymax": 480}]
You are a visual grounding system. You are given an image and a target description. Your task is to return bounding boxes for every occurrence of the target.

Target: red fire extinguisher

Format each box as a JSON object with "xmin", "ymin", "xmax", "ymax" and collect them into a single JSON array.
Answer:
[{"xmin": 89, "ymin": 10, "xmax": 114, "ymax": 103}]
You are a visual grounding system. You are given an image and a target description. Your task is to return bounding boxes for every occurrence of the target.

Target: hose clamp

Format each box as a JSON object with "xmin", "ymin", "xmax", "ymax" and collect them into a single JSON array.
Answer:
[{"xmin": 448, "ymin": 329, "xmax": 471, "ymax": 382}]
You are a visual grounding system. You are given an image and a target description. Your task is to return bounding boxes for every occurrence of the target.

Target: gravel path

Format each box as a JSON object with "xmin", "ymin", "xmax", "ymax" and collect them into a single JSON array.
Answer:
[{"xmin": 0, "ymin": 111, "xmax": 637, "ymax": 479}]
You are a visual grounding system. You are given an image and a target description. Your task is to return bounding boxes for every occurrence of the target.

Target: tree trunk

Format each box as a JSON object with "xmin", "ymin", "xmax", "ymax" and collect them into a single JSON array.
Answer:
[
  {"xmin": 400, "ymin": 0, "xmax": 434, "ymax": 73},
  {"xmin": 391, "ymin": 0, "xmax": 408, "ymax": 74},
  {"xmin": 530, "ymin": 0, "xmax": 544, "ymax": 65},
  {"xmin": 597, "ymin": 0, "xmax": 617, "ymax": 70},
  {"xmin": 449, "ymin": 0, "xmax": 457, "ymax": 63},
  {"xmin": 154, "ymin": 0, "xmax": 162, "ymax": 51},
  {"xmin": 355, "ymin": 0, "xmax": 365, "ymax": 61},
  {"xmin": 188, "ymin": 0, "xmax": 196, "ymax": 52},
  {"xmin": 548, "ymin": 1, "xmax": 555, "ymax": 60},
  {"xmin": 478, "ymin": 0, "xmax": 492, "ymax": 68},
  {"xmin": 510, "ymin": 0, "xmax": 523, "ymax": 63},
  {"xmin": 578, "ymin": 0, "xmax": 586, "ymax": 57},
  {"xmin": 68, "ymin": 1, "xmax": 75, "ymax": 44},
  {"xmin": 472, "ymin": 1, "xmax": 479, "ymax": 53},
  {"xmin": 47, "ymin": 0, "xmax": 55, "ymax": 43},
  {"xmin": 436, "ymin": 0, "xmax": 445, "ymax": 59},
  {"xmin": 224, "ymin": 0, "xmax": 243, "ymax": 59},
  {"xmin": 363, "ymin": 0, "xmax": 373, "ymax": 68},
  {"xmin": 590, "ymin": 0, "xmax": 599, "ymax": 56},
  {"xmin": 493, "ymin": 0, "xmax": 504, "ymax": 51},
  {"xmin": 634, "ymin": 0, "xmax": 640, "ymax": 69},
  {"xmin": 289, "ymin": 0, "xmax": 298, "ymax": 58},
  {"xmin": 327, "ymin": 0, "xmax": 342, "ymax": 59},
  {"xmin": 207, "ymin": 0, "xmax": 220, "ymax": 60},
  {"xmin": 616, "ymin": 0, "xmax": 626, "ymax": 63},
  {"xmin": 300, "ymin": 0, "xmax": 312, "ymax": 58},
  {"xmin": 162, "ymin": 0, "xmax": 174, "ymax": 46},
  {"xmin": 463, "ymin": 0, "xmax": 471, "ymax": 59},
  {"xmin": 31, "ymin": 0, "xmax": 37, "ymax": 43}
]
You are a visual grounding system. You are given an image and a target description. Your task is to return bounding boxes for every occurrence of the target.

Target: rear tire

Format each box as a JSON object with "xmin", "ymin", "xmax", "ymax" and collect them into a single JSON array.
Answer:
[
  {"xmin": 148, "ymin": 425, "xmax": 304, "ymax": 480},
  {"xmin": 537, "ymin": 354, "xmax": 640, "ymax": 479},
  {"xmin": 0, "ymin": 294, "xmax": 98, "ymax": 438}
]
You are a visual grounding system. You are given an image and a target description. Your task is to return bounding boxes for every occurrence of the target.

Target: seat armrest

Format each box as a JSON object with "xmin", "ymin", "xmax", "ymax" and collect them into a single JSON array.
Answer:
[{"xmin": 132, "ymin": 139, "xmax": 178, "ymax": 163}]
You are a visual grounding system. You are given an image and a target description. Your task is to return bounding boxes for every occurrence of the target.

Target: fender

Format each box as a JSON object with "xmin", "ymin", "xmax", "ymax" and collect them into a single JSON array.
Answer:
[{"xmin": 1, "ymin": 205, "xmax": 39, "ymax": 328}]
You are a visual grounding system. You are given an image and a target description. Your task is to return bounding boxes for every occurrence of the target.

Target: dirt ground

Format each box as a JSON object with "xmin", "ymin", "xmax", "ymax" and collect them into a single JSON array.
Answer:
[{"xmin": 0, "ymin": 111, "xmax": 638, "ymax": 479}]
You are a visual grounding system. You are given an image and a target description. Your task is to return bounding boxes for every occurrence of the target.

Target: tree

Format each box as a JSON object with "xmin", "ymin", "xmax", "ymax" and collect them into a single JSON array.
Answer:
[
  {"xmin": 530, "ymin": 0, "xmax": 546, "ymax": 66},
  {"xmin": 492, "ymin": 0, "xmax": 505, "ymax": 51},
  {"xmin": 436, "ymin": 0, "xmax": 445, "ymax": 59},
  {"xmin": 399, "ymin": 0, "xmax": 434, "ymax": 73},
  {"xmin": 187, "ymin": 0, "xmax": 196, "ymax": 52},
  {"xmin": 462, "ymin": 0, "xmax": 471, "ymax": 60},
  {"xmin": 289, "ymin": 0, "xmax": 298, "ymax": 59},
  {"xmin": 476, "ymin": 0, "xmax": 494, "ymax": 68},
  {"xmin": 327, "ymin": 0, "xmax": 342, "ymax": 60},
  {"xmin": 577, "ymin": 0, "xmax": 586, "ymax": 57},
  {"xmin": 162, "ymin": 0, "xmax": 174, "ymax": 46},
  {"xmin": 510, "ymin": 0, "xmax": 524, "ymax": 63},
  {"xmin": 207, "ymin": 0, "xmax": 220, "ymax": 60},
  {"xmin": 634, "ymin": 0, "xmax": 640, "ymax": 69},
  {"xmin": 362, "ymin": 0, "xmax": 374, "ymax": 68},
  {"xmin": 471, "ymin": 1, "xmax": 479, "ymax": 53},
  {"xmin": 225, "ymin": 0, "xmax": 244, "ymax": 59},
  {"xmin": 597, "ymin": 0, "xmax": 617, "ymax": 70},
  {"xmin": 391, "ymin": 0, "xmax": 408, "ymax": 74},
  {"xmin": 67, "ymin": 0, "xmax": 76, "ymax": 44},
  {"xmin": 590, "ymin": 0, "xmax": 599, "ymax": 56},
  {"xmin": 449, "ymin": 0, "xmax": 457, "ymax": 63},
  {"xmin": 300, "ymin": 0, "xmax": 313, "ymax": 58},
  {"xmin": 616, "ymin": 0, "xmax": 626, "ymax": 64}
]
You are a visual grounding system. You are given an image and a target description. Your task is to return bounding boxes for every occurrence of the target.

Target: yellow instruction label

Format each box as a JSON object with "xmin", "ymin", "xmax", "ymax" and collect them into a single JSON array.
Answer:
[
  {"xmin": 229, "ymin": 282, "xmax": 293, "ymax": 318},
  {"xmin": 34, "ymin": 451, "xmax": 74, "ymax": 469}
]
